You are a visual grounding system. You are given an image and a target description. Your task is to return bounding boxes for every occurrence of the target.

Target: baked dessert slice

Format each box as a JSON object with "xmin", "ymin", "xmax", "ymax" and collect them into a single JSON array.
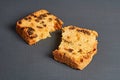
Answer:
[
  {"xmin": 53, "ymin": 26, "xmax": 98, "ymax": 70},
  {"xmin": 16, "ymin": 9, "xmax": 63, "ymax": 45}
]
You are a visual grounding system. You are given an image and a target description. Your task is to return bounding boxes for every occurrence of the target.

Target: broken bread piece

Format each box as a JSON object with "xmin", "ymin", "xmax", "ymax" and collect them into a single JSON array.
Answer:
[
  {"xmin": 16, "ymin": 9, "xmax": 63, "ymax": 45},
  {"xmin": 53, "ymin": 26, "xmax": 98, "ymax": 70}
]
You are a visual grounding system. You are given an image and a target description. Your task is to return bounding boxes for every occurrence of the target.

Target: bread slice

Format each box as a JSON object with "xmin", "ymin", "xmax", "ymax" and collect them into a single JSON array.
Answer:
[
  {"xmin": 16, "ymin": 9, "xmax": 63, "ymax": 45},
  {"xmin": 53, "ymin": 26, "xmax": 98, "ymax": 70}
]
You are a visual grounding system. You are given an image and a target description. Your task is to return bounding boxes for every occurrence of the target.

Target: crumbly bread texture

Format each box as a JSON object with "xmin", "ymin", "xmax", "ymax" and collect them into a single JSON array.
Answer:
[
  {"xmin": 53, "ymin": 26, "xmax": 98, "ymax": 70},
  {"xmin": 16, "ymin": 9, "xmax": 63, "ymax": 45}
]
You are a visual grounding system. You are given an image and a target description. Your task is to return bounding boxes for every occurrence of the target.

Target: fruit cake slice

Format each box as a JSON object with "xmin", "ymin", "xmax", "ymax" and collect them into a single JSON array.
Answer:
[
  {"xmin": 53, "ymin": 26, "xmax": 98, "ymax": 70},
  {"xmin": 16, "ymin": 9, "xmax": 63, "ymax": 45}
]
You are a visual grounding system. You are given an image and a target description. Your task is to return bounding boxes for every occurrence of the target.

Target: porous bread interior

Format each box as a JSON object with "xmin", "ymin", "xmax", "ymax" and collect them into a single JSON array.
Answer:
[
  {"xmin": 53, "ymin": 26, "xmax": 98, "ymax": 70},
  {"xmin": 59, "ymin": 26, "xmax": 98, "ymax": 56}
]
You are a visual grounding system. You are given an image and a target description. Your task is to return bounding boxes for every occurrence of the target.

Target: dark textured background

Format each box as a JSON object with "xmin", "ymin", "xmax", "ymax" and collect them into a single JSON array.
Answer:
[{"xmin": 0, "ymin": 0, "xmax": 120, "ymax": 80}]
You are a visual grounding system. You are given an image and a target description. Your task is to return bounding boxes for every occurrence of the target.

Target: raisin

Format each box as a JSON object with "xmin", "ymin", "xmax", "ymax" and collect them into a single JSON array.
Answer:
[
  {"xmin": 41, "ymin": 14, "xmax": 47, "ymax": 17},
  {"xmin": 48, "ymin": 18, "xmax": 52, "ymax": 22},
  {"xmin": 41, "ymin": 21, "xmax": 44, "ymax": 24},
  {"xmin": 35, "ymin": 19, "xmax": 39, "ymax": 22},
  {"xmin": 46, "ymin": 13, "xmax": 52, "ymax": 15},
  {"xmin": 63, "ymin": 53, "xmax": 66, "ymax": 56},
  {"xmin": 30, "ymin": 34, "xmax": 38, "ymax": 39},
  {"xmin": 76, "ymin": 29, "xmax": 90, "ymax": 35},
  {"xmin": 69, "ymin": 26, "xmax": 75, "ymax": 30},
  {"xmin": 63, "ymin": 39, "xmax": 71, "ymax": 43},
  {"xmin": 68, "ymin": 49, "xmax": 73, "ymax": 52},
  {"xmin": 83, "ymin": 55, "xmax": 89, "ymax": 59},
  {"xmin": 67, "ymin": 36, "xmax": 70, "ymax": 39},
  {"xmin": 18, "ymin": 20, "xmax": 22, "ymax": 24},
  {"xmin": 24, "ymin": 17, "xmax": 28, "ymax": 20},
  {"xmin": 64, "ymin": 48, "xmax": 73, "ymax": 52},
  {"xmin": 27, "ymin": 27, "xmax": 35, "ymax": 35},
  {"xmin": 43, "ymin": 24, "xmax": 46, "ymax": 27},
  {"xmin": 62, "ymin": 29, "xmax": 65, "ymax": 33},
  {"xmin": 93, "ymin": 48, "xmax": 96, "ymax": 52},
  {"xmin": 34, "ymin": 15, "xmax": 37, "ymax": 18},
  {"xmin": 37, "ymin": 26, "xmax": 43, "ymax": 28},
  {"xmin": 21, "ymin": 27, "xmax": 25, "ymax": 30},
  {"xmin": 80, "ymin": 58, "xmax": 83, "ymax": 62},
  {"xmin": 28, "ymin": 17, "xmax": 31, "ymax": 20},
  {"xmin": 38, "ymin": 13, "xmax": 47, "ymax": 19},
  {"xmin": 87, "ymin": 50, "xmax": 94, "ymax": 54},
  {"xmin": 38, "ymin": 16, "xmax": 42, "ymax": 19},
  {"xmin": 78, "ymin": 49, "xmax": 82, "ymax": 52},
  {"xmin": 31, "ymin": 14, "xmax": 37, "ymax": 18}
]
